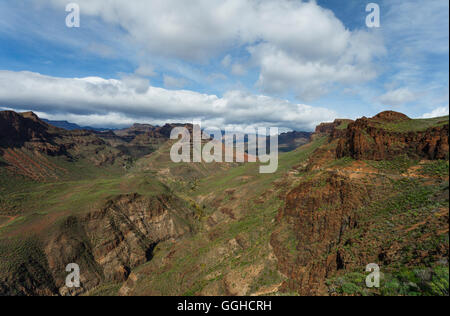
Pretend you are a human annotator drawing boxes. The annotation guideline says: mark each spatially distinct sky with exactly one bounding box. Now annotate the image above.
[0,0,448,131]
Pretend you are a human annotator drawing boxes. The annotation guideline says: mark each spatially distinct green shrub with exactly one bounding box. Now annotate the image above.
[425,266,449,296]
[420,160,449,177]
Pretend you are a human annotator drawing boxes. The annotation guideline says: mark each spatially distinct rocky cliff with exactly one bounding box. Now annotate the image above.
[0,111,165,180]
[0,111,65,155]
[271,111,449,295]
[0,193,194,296]
[336,111,449,160]
[271,172,372,295]
[1,110,448,296]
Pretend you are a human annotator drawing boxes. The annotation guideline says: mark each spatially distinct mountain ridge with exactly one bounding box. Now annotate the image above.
[0,109,448,296]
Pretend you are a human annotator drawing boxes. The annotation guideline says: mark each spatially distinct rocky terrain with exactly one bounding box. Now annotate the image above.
[273,113,448,295]
[336,111,449,160]
[0,110,448,296]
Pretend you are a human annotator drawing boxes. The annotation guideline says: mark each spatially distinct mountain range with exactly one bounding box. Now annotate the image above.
[41,119,112,132]
[0,110,448,296]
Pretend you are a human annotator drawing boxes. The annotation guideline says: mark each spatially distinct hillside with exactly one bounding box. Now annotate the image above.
[0,110,448,296]
[274,112,449,295]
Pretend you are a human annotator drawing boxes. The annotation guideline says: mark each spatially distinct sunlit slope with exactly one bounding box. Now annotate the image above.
[116,136,327,296]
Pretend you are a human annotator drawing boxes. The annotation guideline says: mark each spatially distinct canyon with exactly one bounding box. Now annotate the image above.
[0,110,448,296]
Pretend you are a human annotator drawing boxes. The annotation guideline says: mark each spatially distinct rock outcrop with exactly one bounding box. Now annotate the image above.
[0,111,65,155]
[0,111,148,178]
[271,172,371,295]
[0,193,194,296]
[271,111,449,296]
[336,111,449,160]
[315,119,353,134]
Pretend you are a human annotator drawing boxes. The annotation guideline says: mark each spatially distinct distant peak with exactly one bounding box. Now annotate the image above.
[132,123,153,128]
[20,111,41,122]
[373,111,410,122]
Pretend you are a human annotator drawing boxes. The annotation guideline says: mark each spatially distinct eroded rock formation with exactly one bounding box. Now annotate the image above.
[336,111,449,160]
[271,172,371,295]
[0,193,194,296]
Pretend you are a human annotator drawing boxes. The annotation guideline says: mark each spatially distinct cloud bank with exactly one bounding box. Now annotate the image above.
[0,70,336,131]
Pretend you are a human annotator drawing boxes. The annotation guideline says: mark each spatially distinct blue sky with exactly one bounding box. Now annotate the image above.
[0,0,448,130]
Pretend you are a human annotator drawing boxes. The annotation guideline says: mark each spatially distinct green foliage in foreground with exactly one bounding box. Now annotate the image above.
[420,160,449,177]
[367,155,419,174]
[327,265,449,296]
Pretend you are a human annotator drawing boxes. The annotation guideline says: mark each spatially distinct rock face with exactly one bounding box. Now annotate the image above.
[271,172,370,295]
[51,193,193,296]
[270,111,449,296]
[273,169,449,296]
[0,111,161,178]
[1,109,448,296]
[315,122,337,134]
[0,110,116,158]
[315,119,353,134]
[0,193,194,296]
[0,111,65,155]
[336,111,449,160]
[373,111,411,122]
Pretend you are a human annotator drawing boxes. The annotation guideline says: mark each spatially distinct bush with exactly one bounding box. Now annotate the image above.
[425,266,449,296]
[420,160,449,177]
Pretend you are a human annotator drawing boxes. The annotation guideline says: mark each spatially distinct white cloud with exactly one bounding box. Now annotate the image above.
[39,0,385,100]
[163,75,188,89]
[378,88,417,106]
[421,107,449,119]
[0,70,336,130]
[120,74,150,94]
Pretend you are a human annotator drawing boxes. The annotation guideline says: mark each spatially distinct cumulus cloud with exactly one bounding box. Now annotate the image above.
[120,74,150,94]
[378,88,417,106]
[0,70,336,131]
[421,107,449,119]
[39,0,385,100]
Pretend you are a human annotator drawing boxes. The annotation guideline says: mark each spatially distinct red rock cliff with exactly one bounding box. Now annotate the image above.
[336,111,449,160]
